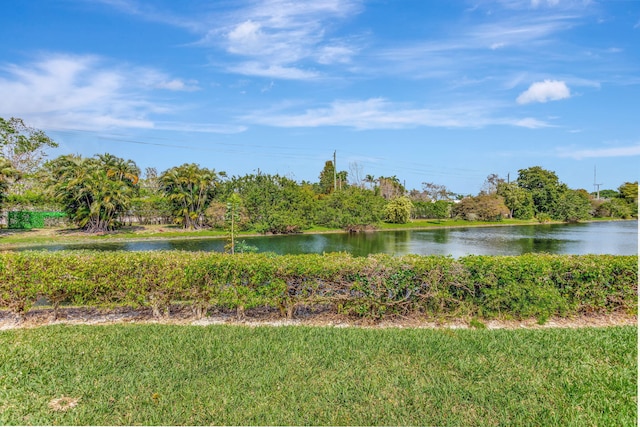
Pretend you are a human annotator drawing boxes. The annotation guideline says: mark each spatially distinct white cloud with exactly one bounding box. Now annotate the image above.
[227,20,264,55]
[371,13,582,81]
[471,19,574,50]
[243,98,462,129]
[94,0,202,32]
[242,98,551,130]
[228,62,319,80]
[316,45,355,64]
[0,54,236,133]
[531,0,560,8]
[154,78,200,91]
[154,122,247,133]
[512,117,553,128]
[98,0,363,80]
[212,0,363,78]
[516,80,571,104]
[557,144,640,159]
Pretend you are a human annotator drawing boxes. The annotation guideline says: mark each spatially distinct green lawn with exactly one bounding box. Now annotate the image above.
[1,324,636,426]
[377,218,543,230]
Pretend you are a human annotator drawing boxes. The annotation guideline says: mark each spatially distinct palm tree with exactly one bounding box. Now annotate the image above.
[364,174,376,190]
[43,154,140,232]
[100,153,140,184]
[160,163,219,229]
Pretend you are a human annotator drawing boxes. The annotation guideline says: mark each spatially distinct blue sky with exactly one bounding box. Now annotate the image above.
[0,0,638,194]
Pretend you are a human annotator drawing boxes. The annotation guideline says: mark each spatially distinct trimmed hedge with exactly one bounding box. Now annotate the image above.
[0,251,636,321]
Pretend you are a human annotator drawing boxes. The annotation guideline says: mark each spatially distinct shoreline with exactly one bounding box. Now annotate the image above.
[0,218,636,250]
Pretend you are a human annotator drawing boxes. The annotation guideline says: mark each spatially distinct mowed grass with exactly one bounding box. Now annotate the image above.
[0,324,636,426]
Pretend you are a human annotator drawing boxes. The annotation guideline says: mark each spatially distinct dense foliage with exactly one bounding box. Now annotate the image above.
[452,194,510,221]
[1,118,638,233]
[222,173,315,233]
[384,196,413,223]
[0,157,19,213]
[0,117,58,174]
[159,163,221,229]
[42,154,140,232]
[0,252,636,321]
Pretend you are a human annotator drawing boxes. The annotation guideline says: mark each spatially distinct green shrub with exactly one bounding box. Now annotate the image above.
[0,252,636,321]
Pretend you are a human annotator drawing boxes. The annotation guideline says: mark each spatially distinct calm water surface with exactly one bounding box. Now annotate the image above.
[21,220,638,257]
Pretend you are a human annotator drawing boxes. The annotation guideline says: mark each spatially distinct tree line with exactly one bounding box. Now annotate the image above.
[1,117,638,234]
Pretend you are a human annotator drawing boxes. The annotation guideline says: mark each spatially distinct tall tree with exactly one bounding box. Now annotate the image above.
[224,173,315,234]
[318,160,336,194]
[315,186,385,231]
[317,160,348,194]
[0,157,20,216]
[43,154,139,232]
[0,117,58,174]
[348,162,364,188]
[555,189,592,222]
[617,181,638,217]
[453,194,510,221]
[497,182,534,219]
[516,166,566,218]
[480,173,505,195]
[1,117,58,208]
[160,163,219,229]
[377,176,405,200]
[618,182,638,203]
[130,167,172,225]
[364,174,376,190]
[422,182,452,201]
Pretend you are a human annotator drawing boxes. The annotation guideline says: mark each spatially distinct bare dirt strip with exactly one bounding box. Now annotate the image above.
[0,305,636,330]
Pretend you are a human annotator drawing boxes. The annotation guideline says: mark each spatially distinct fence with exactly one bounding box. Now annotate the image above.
[7,211,67,229]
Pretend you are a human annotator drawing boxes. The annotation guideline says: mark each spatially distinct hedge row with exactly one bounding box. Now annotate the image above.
[7,211,66,229]
[0,251,636,321]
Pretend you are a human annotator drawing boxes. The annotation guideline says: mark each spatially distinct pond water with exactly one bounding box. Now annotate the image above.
[19,220,638,257]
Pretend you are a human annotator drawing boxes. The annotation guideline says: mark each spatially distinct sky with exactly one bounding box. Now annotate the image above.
[0,0,638,195]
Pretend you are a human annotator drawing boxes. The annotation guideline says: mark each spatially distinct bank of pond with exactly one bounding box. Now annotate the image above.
[1,251,636,323]
[10,220,639,257]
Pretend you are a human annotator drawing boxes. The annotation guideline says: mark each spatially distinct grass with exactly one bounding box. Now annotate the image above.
[377,218,544,230]
[0,224,230,247]
[0,218,551,248]
[0,324,636,426]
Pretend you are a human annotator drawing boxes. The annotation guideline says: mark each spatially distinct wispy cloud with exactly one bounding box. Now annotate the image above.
[93,0,203,32]
[197,0,363,79]
[557,144,640,159]
[242,97,551,130]
[366,7,589,88]
[468,17,577,50]
[96,0,363,81]
[0,54,240,133]
[512,117,554,128]
[517,79,571,104]
[227,62,320,80]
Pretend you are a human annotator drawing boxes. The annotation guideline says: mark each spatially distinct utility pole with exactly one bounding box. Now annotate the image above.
[593,165,602,200]
[333,150,337,192]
